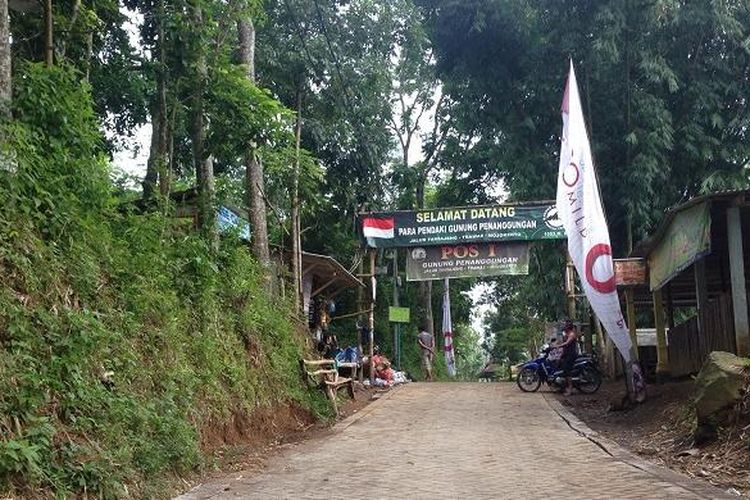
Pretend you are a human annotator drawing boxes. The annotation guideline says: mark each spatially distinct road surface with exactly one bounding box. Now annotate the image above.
[177,383,732,500]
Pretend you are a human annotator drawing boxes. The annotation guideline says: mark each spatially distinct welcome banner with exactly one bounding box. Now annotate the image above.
[358,204,564,248]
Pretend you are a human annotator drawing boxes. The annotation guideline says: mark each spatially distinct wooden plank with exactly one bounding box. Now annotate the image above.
[625,289,639,360]
[727,205,750,356]
[653,289,669,375]
[311,277,339,298]
[303,359,335,366]
[694,259,709,359]
[324,378,352,386]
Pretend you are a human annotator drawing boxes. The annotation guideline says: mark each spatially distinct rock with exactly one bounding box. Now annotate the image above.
[693,351,748,443]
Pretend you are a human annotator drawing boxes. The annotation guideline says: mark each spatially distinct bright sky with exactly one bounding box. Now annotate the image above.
[110,8,149,179]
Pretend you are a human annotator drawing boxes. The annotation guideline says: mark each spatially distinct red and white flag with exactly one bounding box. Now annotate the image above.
[362,217,394,240]
[442,278,457,377]
[556,61,635,365]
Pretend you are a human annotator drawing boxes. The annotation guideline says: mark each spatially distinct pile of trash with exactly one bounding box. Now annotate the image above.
[363,370,411,388]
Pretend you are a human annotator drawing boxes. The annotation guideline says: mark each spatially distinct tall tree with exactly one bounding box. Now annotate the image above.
[256,0,397,263]
[237,12,271,269]
[142,0,170,199]
[420,0,750,254]
[189,1,217,247]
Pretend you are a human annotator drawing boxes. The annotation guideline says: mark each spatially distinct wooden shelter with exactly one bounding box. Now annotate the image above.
[302,251,364,318]
[616,190,750,377]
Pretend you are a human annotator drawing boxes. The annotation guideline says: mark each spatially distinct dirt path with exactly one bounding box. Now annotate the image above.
[176,383,733,499]
[555,380,749,497]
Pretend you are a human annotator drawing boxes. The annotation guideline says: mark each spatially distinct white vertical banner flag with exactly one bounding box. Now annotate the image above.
[556,62,644,399]
[442,278,457,377]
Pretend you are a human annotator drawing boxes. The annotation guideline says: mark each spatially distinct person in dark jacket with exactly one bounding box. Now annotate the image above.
[557,322,579,396]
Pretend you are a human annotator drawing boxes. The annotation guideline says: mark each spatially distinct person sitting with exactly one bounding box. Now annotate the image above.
[371,347,394,382]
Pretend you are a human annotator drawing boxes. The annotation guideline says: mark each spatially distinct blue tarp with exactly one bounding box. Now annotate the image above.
[217,206,251,240]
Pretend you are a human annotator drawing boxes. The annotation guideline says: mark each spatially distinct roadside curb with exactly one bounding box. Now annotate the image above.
[332,383,403,432]
[542,393,738,499]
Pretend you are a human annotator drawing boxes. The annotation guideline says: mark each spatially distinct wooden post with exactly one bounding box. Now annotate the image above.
[392,250,399,366]
[694,259,709,358]
[584,307,594,355]
[565,253,577,321]
[369,250,376,384]
[653,288,669,377]
[727,205,750,356]
[595,316,616,378]
[625,289,639,360]
[357,252,364,382]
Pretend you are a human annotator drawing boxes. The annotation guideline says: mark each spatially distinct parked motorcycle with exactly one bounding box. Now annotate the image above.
[516,345,602,394]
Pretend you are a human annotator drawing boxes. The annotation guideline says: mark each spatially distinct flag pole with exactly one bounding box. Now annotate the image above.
[369,250,376,385]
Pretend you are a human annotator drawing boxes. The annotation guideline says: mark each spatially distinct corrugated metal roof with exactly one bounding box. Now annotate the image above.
[302,251,365,290]
[630,189,750,258]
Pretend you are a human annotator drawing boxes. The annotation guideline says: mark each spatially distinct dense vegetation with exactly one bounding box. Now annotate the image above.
[0,63,327,497]
[0,0,748,496]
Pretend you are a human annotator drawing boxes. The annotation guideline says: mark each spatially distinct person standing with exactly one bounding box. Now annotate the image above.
[417,326,435,381]
[557,321,579,396]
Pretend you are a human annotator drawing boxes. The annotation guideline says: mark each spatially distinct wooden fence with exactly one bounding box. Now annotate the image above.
[667,293,737,377]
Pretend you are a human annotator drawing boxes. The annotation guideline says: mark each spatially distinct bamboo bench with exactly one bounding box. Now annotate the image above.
[300,359,355,415]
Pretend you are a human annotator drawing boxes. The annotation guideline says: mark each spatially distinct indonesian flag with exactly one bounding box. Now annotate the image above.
[362,217,394,240]
[556,61,635,365]
[442,278,457,377]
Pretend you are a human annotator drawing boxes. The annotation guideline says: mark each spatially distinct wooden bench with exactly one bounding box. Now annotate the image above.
[300,359,355,415]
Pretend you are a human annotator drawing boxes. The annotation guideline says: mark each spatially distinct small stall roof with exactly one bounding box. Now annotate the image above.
[303,252,365,297]
[631,189,750,258]
[625,189,750,307]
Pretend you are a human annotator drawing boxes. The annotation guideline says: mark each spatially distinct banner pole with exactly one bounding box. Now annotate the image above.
[369,250,376,385]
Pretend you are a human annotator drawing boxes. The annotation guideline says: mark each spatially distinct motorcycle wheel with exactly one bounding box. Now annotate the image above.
[575,366,602,394]
[516,367,542,392]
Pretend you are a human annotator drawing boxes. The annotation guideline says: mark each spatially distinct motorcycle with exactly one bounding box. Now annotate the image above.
[516,345,602,394]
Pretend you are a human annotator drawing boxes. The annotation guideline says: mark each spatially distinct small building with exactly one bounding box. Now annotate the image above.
[618,190,750,377]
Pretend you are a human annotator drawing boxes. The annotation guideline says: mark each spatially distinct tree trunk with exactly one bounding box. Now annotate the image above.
[145,0,170,200]
[155,0,169,197]
[142,106,160,199]
[291,88,303,311]
[237,18,255,80]
[0,0,11,117]
[164,103,176,197]
[44,0,53,67]
[190,4,216,248]
[237,17,271,269]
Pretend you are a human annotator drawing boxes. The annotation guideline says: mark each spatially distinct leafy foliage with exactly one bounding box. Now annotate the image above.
[0,62,327,498]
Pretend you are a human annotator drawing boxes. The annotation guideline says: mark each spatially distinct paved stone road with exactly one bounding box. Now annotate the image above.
[178,383,733,500]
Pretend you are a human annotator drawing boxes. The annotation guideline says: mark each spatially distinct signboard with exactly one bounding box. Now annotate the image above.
[649,202,711,291]
[359,203,564,248]
[614,258,648,287]
[405,242,530,281]
[217,206,251,240]
[388,307,410,323]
